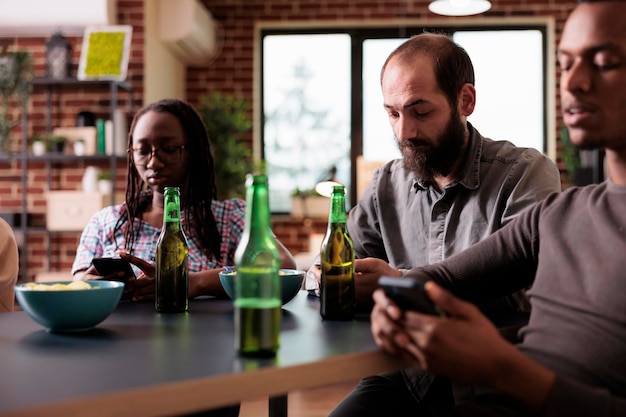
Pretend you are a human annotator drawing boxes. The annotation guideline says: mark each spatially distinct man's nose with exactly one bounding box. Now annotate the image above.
[395,116,418,142]
[561,61,592,94]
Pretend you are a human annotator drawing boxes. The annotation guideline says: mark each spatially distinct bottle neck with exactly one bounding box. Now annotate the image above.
[244,176,272,236]
[163,190,182,230]
[328,193,347,225]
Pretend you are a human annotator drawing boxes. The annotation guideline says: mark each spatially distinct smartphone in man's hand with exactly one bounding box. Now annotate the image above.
[378,276,447,317]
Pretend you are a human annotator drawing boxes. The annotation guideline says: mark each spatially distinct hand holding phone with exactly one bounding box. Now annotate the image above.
[378,276,447,317]
[92,257,136,282]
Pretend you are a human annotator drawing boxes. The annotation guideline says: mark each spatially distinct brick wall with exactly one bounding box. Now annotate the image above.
[0,0,578,280]
[189,0,576,146]
[0,0,144,280]
[191,0,577,255]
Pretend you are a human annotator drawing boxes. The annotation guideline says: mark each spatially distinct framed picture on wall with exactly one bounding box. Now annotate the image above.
[78,25,132,81]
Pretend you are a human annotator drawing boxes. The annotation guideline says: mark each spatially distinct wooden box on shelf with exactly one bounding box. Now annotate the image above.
[291,195,329,219]
[46,191,124,231]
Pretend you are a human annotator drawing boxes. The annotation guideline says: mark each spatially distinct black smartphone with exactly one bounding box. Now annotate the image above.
[92,257,136,282]
[378,276,446,317]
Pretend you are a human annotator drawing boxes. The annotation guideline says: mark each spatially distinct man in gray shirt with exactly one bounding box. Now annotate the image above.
[308,33,561,313]
[348,125,559,310]
[316,32,561,417]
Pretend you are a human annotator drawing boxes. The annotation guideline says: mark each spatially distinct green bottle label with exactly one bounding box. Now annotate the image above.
[164,201,179,222]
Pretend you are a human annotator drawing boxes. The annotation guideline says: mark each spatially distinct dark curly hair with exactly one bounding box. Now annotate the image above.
[114,98,222,261]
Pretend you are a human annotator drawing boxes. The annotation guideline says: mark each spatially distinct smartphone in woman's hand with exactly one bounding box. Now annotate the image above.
[92,257,136,282]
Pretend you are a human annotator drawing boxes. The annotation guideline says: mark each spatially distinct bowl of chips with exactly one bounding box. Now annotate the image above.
[15,280,124,332]
[218,269,305,306]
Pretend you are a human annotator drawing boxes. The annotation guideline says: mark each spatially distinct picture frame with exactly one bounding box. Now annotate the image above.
[78,25,132,81]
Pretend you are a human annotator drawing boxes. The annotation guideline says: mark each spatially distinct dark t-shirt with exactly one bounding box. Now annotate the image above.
[407,180,626,416]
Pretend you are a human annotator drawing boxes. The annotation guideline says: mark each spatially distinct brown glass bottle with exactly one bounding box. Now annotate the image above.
[156,186,189,313]
[320,185,355,320]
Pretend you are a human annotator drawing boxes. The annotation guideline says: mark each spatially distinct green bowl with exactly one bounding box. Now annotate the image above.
[15,280,124,332]
[218,269,305,305]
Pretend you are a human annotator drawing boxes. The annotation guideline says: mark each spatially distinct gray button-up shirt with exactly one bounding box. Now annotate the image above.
[347,124,562,402]
[349,125,561,273]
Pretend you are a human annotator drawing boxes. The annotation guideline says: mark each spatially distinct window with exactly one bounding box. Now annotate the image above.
[261,23,550,213]
[263,34,351,213]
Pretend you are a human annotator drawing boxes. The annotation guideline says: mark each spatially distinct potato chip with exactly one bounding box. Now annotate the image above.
[21,281,98,291]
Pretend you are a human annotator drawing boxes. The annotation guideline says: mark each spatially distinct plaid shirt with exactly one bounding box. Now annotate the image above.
[72,192,246,276]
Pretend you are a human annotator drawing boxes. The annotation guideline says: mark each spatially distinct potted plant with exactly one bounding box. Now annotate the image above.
[0,47,32,154]
[197,91,253,200]
[31,135,47,156]
[73,138,86,156]
[47,135,67,153]
[291,187,329,219]
[97,171,113,195]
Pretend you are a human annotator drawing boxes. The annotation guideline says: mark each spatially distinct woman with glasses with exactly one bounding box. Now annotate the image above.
[71,98,248,302]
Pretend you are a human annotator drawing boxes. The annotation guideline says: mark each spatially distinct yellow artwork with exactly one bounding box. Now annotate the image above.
[78,26,132,81]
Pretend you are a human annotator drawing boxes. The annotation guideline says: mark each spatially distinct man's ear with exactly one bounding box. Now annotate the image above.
[458,83,476,117]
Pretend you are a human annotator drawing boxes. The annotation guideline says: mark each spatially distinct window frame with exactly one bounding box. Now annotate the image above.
[257,18,556,212]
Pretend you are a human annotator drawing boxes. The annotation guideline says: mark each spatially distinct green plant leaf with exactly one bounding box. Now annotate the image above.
[197,91,253,200]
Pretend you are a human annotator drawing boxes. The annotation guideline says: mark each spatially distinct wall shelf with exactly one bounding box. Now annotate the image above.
[17,78,134,281]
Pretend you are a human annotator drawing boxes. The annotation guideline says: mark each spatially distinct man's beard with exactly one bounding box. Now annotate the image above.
[398,109,467,181]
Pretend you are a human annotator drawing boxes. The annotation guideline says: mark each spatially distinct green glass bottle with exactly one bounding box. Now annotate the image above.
[234,174,281,357]
[320,185,355,320]
[156,186,189,313]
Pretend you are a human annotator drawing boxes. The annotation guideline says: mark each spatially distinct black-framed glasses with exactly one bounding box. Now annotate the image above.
[130,145,186,166]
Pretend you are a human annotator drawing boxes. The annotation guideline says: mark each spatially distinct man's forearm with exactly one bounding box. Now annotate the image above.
[489,346,556,412]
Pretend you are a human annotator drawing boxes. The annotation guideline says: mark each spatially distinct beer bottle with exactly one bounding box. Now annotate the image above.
[234,174,281,357]
[320,185,355,320]
[156,186,189,313]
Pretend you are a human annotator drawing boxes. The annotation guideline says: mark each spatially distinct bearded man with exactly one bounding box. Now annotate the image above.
[315,32,562,417]
[307,33,561,312]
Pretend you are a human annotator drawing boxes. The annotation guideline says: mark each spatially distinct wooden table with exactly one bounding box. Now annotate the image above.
[0,291,406,417]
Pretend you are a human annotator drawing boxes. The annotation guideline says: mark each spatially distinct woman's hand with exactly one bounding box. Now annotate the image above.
[73,265,102,281]
[73,262,137,301]
[120,252,230,300]
[119,252,156,301]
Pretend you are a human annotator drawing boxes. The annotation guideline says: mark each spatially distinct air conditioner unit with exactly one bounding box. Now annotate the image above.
[0,0,116,36]
[159,0,221,66]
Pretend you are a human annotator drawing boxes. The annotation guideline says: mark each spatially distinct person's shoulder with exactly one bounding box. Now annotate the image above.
[98,203,126,216]
[374,159,411,179]
[0,217,14,235]
[0,217,18,259]
[0,217,17,248]
[540,182,607,207]
[479,139,559,179]
[480,136,545,160]
[211,198,246,230]
[361,159,414,196]
[212,198,246,214]
[86,203,126,227]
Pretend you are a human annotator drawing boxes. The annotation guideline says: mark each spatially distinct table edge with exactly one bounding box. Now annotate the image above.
[2,349,408,417]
